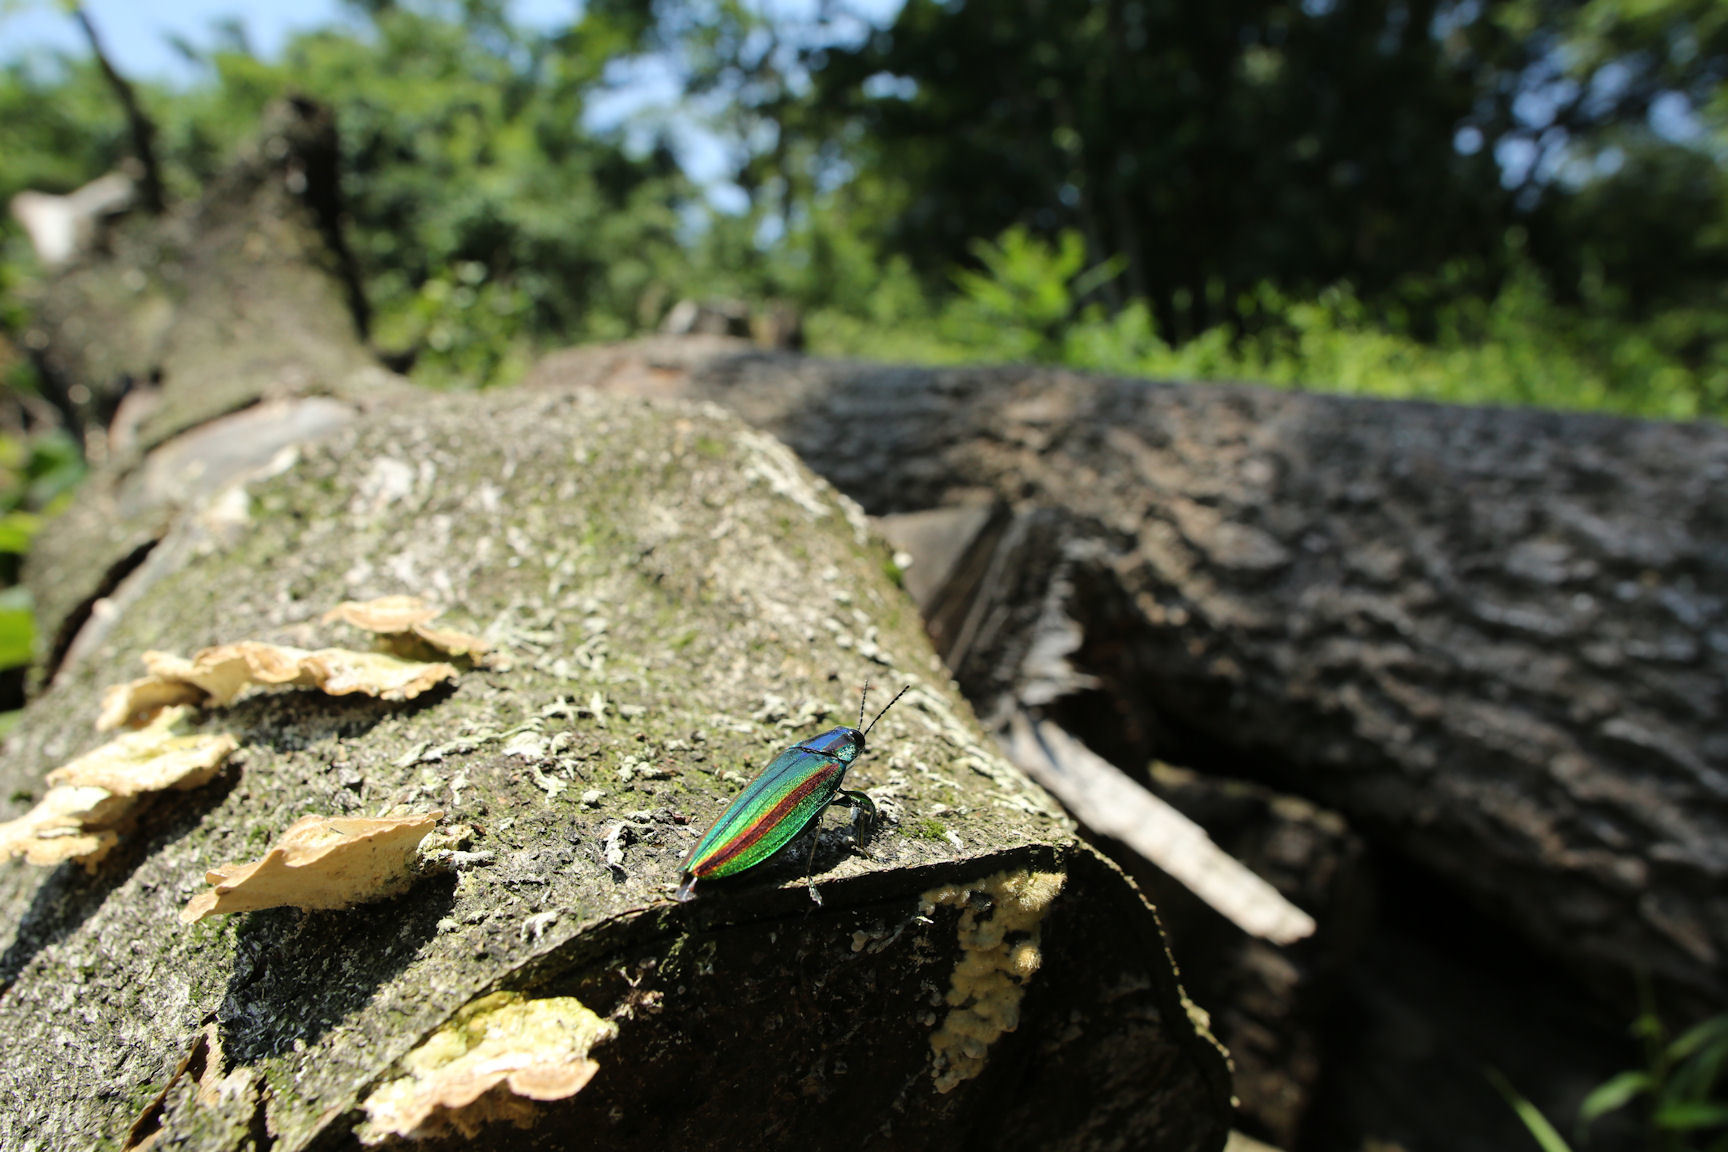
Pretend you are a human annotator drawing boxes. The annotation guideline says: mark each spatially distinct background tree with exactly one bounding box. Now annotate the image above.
[806,0,1524,339]
[6,0,1728,413]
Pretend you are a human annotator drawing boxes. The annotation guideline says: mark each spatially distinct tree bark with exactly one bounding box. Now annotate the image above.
[0,112,1229,1151]
[531,338,1728,1015]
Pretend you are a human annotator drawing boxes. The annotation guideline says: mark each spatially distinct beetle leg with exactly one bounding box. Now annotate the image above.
[836,789,878,848]
[803,793,877,906]
[803,824,824,906]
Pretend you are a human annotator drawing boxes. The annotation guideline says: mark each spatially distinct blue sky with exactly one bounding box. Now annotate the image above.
[4,0,357,81]
[2,1,598,82]
[0,0,898,83]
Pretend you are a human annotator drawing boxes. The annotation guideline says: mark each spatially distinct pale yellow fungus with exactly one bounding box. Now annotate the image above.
[357,992,617,1143]
[99,642,457,730]
[922,869,1067,1093]
[322,595,443,634]
[0,708,236,867]
[96,677,206,732]
[179,810,443,922]
[324,595,490,659]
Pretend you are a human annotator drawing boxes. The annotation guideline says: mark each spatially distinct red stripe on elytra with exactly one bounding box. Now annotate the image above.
[696,771,828,874]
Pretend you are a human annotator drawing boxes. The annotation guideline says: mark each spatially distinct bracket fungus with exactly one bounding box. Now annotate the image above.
[323,595,491,660]
[180,810,444,922]
[357,992,617,1144]
[0,708,237,867]
[101,642,458,730]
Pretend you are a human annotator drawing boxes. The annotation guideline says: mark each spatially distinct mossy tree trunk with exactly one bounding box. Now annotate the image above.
[0,106,1230,1151]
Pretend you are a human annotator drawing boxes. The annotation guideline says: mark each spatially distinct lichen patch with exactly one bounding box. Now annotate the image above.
[0,707,236,867]
[357,992,617,1143]
[179,810,443,922]
[323,595,491,659]
[100,642,457,730]
[922,869,1067,1093]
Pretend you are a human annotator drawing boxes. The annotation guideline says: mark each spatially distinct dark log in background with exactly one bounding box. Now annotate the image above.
[532,336,1728,1149]
[535,339,1728,1011]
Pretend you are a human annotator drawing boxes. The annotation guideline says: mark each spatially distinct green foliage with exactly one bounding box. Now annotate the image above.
[0,425,82,673]
[0,511,40,554]
[0,56,131,204]
[374,261,535,390]
[805,227,1728,420]
[0,426,84,517]
[946,227,1116,362]
[807,0,1523,336]
[4,0,1728,420]
[1496,1006,1728,1152]
[1489,1067,1577,1152]
[743,0,1728,416]
[1613,1010,1728,1146]
[0,584,31,672]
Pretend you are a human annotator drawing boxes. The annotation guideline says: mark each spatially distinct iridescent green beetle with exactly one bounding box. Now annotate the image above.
[675,683,909,903]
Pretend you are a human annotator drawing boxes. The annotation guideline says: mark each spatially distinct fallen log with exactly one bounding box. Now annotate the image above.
[533,337,1728,1016]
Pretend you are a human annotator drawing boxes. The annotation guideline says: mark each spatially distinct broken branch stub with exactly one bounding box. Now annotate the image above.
[1006,711,1316,945]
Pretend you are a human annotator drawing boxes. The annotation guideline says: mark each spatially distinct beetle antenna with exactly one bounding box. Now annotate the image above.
[862,685,910,738]
[858,680,871,731]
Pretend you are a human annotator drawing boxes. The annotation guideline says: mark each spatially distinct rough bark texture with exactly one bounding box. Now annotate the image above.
[1,112,1228,1151]
[531,339,1728,1016]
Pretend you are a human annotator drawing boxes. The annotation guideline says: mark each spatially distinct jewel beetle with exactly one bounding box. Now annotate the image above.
[675,682,910,903]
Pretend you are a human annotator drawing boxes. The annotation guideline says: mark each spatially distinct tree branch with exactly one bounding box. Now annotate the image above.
[72,5,166,214]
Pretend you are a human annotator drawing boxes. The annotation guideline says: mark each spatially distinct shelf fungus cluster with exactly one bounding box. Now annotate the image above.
[0,707,237,868]
[98,594,488,732]
[99,642,460,731]
[4,596,480,917]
